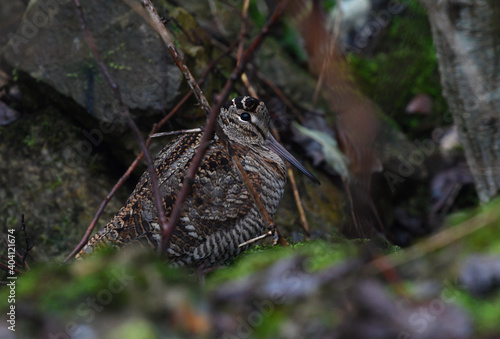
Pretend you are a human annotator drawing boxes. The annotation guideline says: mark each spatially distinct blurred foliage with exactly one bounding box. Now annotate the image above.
[2,197,500,337]
[446,197,500,255]
[207,240,356,289]
[248,0,268,27]
[2,196,500,337]
[347,0,448,137]
[455,291,500,335]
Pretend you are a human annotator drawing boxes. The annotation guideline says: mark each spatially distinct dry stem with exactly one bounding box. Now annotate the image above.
[287,168,310,238]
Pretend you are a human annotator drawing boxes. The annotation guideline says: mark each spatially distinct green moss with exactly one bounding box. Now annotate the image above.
[108,62,132,71]
[248,1,267,28]
[324,0,338,11]
[0,249,196,315]
[104,42,130,71]
[253,308,287,338]
[446,198,500,255]
[22,126,38,147]
[206,241,355,289]
[454,290,500,335]
[109,318,158,339]
[1,106,76,151]
[12,68,19,81]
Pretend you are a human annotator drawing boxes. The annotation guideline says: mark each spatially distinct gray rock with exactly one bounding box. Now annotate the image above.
[340,280,473,339]
[2,0,182,129]
[459,254,500,297]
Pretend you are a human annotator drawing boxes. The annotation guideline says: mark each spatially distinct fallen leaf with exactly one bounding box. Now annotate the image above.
[293,122,350,180]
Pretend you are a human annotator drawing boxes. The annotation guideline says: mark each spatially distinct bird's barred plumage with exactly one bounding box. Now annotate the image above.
[77,96,292,267]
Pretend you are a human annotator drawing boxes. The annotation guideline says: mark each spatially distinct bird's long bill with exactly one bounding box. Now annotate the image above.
[267,135,320,185]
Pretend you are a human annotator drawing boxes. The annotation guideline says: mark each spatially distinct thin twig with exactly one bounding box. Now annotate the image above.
[69,0,168,258]
[20,215,31,270]
[343,176,362,236]
[236,0,258,97]
[236,0,251,64]
[238,231,273,247]
[331,0,343,44]
[208,0,229,36]
[64,140,146,262]
[368,204,500,273]
[269,125,310,242]
[138,0,211,114]
[311,58,326,109]
[255,69,303,121]
[0,255,23,269]
[241,73,259,98]
[287,168,310,238]
[151,128,202,138]
[0,262,22,275]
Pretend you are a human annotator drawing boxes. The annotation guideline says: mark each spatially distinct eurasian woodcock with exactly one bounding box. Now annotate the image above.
[77,96,319,267]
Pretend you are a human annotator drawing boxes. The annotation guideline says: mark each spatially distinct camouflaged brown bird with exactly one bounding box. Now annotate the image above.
[77,96,319,267]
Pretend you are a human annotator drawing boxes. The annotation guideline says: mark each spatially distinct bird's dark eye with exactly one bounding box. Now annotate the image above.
[240,112,251,122]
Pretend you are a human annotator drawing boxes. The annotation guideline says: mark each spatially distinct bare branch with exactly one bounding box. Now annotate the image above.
[135,0,211,115]
[255,69,303,121]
